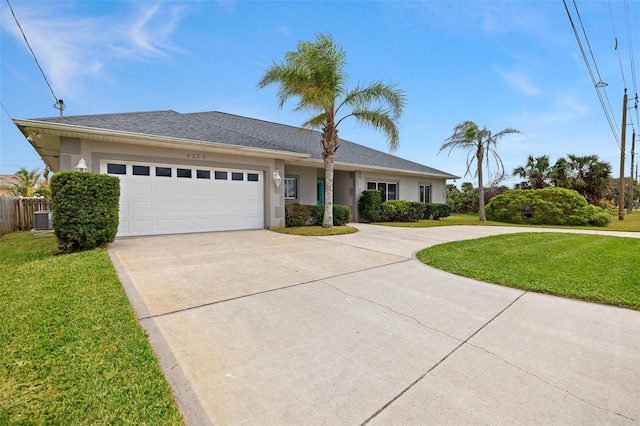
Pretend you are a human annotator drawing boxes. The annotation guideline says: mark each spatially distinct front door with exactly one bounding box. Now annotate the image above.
[316,181,324,205]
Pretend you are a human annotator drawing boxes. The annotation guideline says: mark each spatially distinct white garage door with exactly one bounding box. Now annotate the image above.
[101,160,264,237]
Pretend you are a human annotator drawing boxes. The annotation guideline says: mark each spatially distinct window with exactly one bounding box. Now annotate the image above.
[177,168,192,178]
[156,167,172,177]
[215,171,228,180]
[247,173,259,182]
[133,165,150,176]
[197,170,210,179]
[367,181,398,202]
[419,184,432,203]
[284,177,297,199]
[107,163,126,175]
[232,172,244,181]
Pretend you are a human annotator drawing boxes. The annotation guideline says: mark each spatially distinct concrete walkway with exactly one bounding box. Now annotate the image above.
[108,224,640,425]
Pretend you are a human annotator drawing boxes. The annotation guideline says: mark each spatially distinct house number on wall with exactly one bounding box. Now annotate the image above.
[186,153,207,159]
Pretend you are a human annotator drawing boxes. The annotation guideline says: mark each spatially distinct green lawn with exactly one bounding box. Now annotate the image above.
[271,225,358,236]
[378,212,640,232]
[417,232,640,310]
[0,232,182,425]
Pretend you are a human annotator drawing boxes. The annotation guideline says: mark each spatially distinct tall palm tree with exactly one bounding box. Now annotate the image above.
[440,121,522,221]
[258,33,406,227]
[512,154,551,189]
[10,167,41,197]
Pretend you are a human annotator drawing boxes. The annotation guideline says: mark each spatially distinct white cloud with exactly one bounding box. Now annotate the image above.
[1,2,188,98]
[492,66,541,96]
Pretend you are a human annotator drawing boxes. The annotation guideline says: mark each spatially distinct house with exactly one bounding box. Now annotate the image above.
[0,175,21,195]
[13,110,458,237]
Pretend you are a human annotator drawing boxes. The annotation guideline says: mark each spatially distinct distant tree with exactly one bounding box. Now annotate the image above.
[440,121,523,221]
[258,33,406,227]
[9,167,41,197]
[513,154,551,189]
[446,182,480,214]
[552,154,612,204]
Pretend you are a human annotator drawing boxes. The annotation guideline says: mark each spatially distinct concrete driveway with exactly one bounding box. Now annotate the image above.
[108,224,640,425]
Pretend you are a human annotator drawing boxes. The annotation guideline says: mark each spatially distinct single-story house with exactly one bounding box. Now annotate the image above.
[13,110,458,237]
[0,175,21,195]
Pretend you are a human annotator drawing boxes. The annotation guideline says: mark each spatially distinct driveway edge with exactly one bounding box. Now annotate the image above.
[108,248,211,426]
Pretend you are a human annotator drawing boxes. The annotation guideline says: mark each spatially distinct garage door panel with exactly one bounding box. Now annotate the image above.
[104,161,264,236]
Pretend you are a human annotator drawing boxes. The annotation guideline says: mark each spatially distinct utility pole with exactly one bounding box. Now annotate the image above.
[629,129,636,213]
[618,89,627,220]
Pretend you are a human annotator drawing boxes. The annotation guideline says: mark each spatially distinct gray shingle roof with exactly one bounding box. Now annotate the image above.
[31,110,456,178]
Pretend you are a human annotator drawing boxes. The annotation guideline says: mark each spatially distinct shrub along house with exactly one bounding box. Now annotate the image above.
[13,110,458,237]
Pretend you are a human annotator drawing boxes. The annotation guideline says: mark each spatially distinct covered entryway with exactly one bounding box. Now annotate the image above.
[101,160,264,237]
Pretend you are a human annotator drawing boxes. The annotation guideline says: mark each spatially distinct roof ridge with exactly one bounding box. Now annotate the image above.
[33,109,179,121]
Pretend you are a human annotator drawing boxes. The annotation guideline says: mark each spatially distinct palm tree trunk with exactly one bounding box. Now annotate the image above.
[323,153,334,227]
[477,149,486,221]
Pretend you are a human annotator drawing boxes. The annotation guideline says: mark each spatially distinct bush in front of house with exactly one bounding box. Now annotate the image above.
[51,171,120,253]
[486,187,611,227]
[380,200,424,222]
[285,203,351,226]
[315,204,351,226]
[285,203,318,227]
[424,203,452,220]
[358,189,382,222]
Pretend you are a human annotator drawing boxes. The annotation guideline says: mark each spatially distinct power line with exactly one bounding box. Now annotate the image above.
[5,0,65,115]
[563,0,620,147]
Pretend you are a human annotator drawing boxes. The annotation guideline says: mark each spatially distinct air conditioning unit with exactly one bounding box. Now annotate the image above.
[34,210,53,230]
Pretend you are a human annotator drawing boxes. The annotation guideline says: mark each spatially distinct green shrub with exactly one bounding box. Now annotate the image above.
[486,187,611,227]
[51,171,120,253]
[358,190,382,222]
[34,186,52,199]
[315,204,352,226]
[285,203,318,227]
[381,200,423,222]
[424,203,453,220]
[286,203,351,227]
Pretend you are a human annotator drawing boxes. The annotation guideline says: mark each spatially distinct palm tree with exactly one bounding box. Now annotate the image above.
[440,121,522,221]
[10,167,41,197]
[258,33,406,227]
[512,154,551,189]
[551,154,611,204]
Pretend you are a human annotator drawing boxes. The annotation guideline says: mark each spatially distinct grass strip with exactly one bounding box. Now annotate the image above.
[417,232,640,310]
[0,232,182,425]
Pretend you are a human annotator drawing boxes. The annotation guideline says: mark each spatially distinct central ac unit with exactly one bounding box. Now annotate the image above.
[34,210,53,230]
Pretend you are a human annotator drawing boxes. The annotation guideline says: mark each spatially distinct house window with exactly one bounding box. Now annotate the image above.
[232,172,244,181]
[215,171,227,180]
[156,167,172,177]
[177,168,192,178]
[197,170,210,179]
[247,173,259,182]
[419,184,432,203]
[284,177,297,200]
[107,163,126,175]
[133,165,150,176]
[367,181,398,202]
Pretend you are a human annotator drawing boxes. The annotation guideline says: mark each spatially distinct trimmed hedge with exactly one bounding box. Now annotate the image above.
[51,171,120,252]
[380,200,424,222]
[358,190,382,222]
[424,203,452,220]
[285,203,351,227]
[486,187,611,227]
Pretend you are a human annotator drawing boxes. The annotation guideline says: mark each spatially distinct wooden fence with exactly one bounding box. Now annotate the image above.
[0,196,52,237]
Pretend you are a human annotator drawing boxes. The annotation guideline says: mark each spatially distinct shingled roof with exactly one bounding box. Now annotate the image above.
[31,110,457,178]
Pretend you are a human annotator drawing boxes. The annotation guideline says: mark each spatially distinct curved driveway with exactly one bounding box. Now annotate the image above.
[108,224,640,425]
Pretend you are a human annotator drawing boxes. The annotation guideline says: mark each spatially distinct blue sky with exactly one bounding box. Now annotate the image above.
[1,0,638,187]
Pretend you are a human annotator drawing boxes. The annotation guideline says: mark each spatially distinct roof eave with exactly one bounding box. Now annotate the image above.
[13,118,311,161]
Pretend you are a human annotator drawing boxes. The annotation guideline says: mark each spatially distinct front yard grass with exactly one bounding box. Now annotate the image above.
[272,225,358,236]
[0,232,182,425]
[379,212,640,232]
[417,232,640,310]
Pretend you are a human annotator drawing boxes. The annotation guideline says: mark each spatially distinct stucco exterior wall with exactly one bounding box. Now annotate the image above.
[284,165,317,205]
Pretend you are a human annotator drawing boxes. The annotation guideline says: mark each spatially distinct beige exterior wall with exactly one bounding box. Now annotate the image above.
[284,165,318,205]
